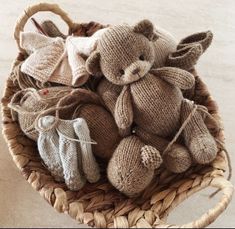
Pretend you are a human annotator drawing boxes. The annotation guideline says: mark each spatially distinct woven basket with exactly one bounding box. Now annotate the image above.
[1,3,234,228]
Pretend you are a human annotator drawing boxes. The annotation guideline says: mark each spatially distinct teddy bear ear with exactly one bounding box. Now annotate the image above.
[85,51,102,76]
[133,19,159,41]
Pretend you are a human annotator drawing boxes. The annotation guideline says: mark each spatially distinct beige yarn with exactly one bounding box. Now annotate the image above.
[8,86,72,140]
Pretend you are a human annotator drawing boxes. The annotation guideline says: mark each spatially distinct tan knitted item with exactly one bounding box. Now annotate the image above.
[86,19,217,194]
[96,23,177,114]
[8,86,72,140]
[41,20,67,39]
[75,104,121,159]
[166,31,213,71]
[181,99,217,164]
[135,127,192,173]
[107,136,162,197]
[56,89,121,159]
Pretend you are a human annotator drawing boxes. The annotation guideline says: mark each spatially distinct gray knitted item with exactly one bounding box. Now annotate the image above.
[37,116,100,191]
[57,119,86,190]
[37,116,64,181]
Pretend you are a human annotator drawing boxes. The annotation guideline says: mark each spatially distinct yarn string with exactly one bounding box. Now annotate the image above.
[163,101,232,198]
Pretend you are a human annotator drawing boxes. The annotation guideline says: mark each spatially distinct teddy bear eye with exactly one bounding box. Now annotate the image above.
[139,54,145,61]
[119,69,125,75]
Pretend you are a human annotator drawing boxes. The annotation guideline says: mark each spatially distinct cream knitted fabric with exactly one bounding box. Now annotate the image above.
[20,32,66,83]
[69,28,107,56]
[66,37,89,86]
[20,32,93,87]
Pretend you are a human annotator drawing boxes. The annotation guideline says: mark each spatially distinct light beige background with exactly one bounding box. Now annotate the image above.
[0,0,234,228]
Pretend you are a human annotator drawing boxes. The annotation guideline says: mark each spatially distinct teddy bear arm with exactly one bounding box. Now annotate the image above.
[114,86,133,136]
[151,67,195,90]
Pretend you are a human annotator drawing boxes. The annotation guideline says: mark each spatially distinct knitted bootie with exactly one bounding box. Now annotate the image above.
[57,119,86,190]
[166,44,203,71]
[73,119,100,183]
[177,31,213,53]
[37,115,64,181]
[107,136,162,197]
[75,104,121,159]
[135,127,192,173]
[181,99,217,164]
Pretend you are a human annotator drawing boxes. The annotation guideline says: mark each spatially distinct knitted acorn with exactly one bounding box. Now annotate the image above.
[86,19,217,196]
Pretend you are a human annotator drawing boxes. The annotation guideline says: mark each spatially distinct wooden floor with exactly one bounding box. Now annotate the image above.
[0,0,234,227]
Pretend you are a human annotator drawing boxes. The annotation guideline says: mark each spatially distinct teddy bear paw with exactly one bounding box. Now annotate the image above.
[163,144,192,173]
[189,134,217,164]
[141,145,163,170]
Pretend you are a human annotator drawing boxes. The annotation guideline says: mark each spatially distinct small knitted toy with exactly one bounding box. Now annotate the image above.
[86,20,217,196]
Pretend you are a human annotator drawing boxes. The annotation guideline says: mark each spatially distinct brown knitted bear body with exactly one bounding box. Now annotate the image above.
[86,20,217,196]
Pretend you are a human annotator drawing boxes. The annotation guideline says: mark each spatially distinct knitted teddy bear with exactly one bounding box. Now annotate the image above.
[86,20,217,196]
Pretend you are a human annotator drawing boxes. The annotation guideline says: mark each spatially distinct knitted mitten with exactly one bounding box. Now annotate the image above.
[57,119,86,190]
[166,44,203,71]
[181,99,217,164]
[107,136,162,197]
[73,119,100,183]
[166,31,213,71]
[135,127,192,173]
[75,104,121,159]
[177,31,213,53]
[41,20,66,39]
[37,116,64,181]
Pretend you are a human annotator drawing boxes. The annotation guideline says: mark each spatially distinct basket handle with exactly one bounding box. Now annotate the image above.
[14,3,75,53]
[159,177,234,228]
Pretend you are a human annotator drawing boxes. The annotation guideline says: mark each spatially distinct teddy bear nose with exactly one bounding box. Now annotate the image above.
[132,68,140,75]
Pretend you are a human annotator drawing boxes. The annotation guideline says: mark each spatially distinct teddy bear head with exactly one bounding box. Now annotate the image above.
[86,20,159,85]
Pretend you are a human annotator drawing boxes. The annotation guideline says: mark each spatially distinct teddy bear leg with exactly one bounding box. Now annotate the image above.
[107,136,162,197]
[181,99,217,164]
[135,127,192,173]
